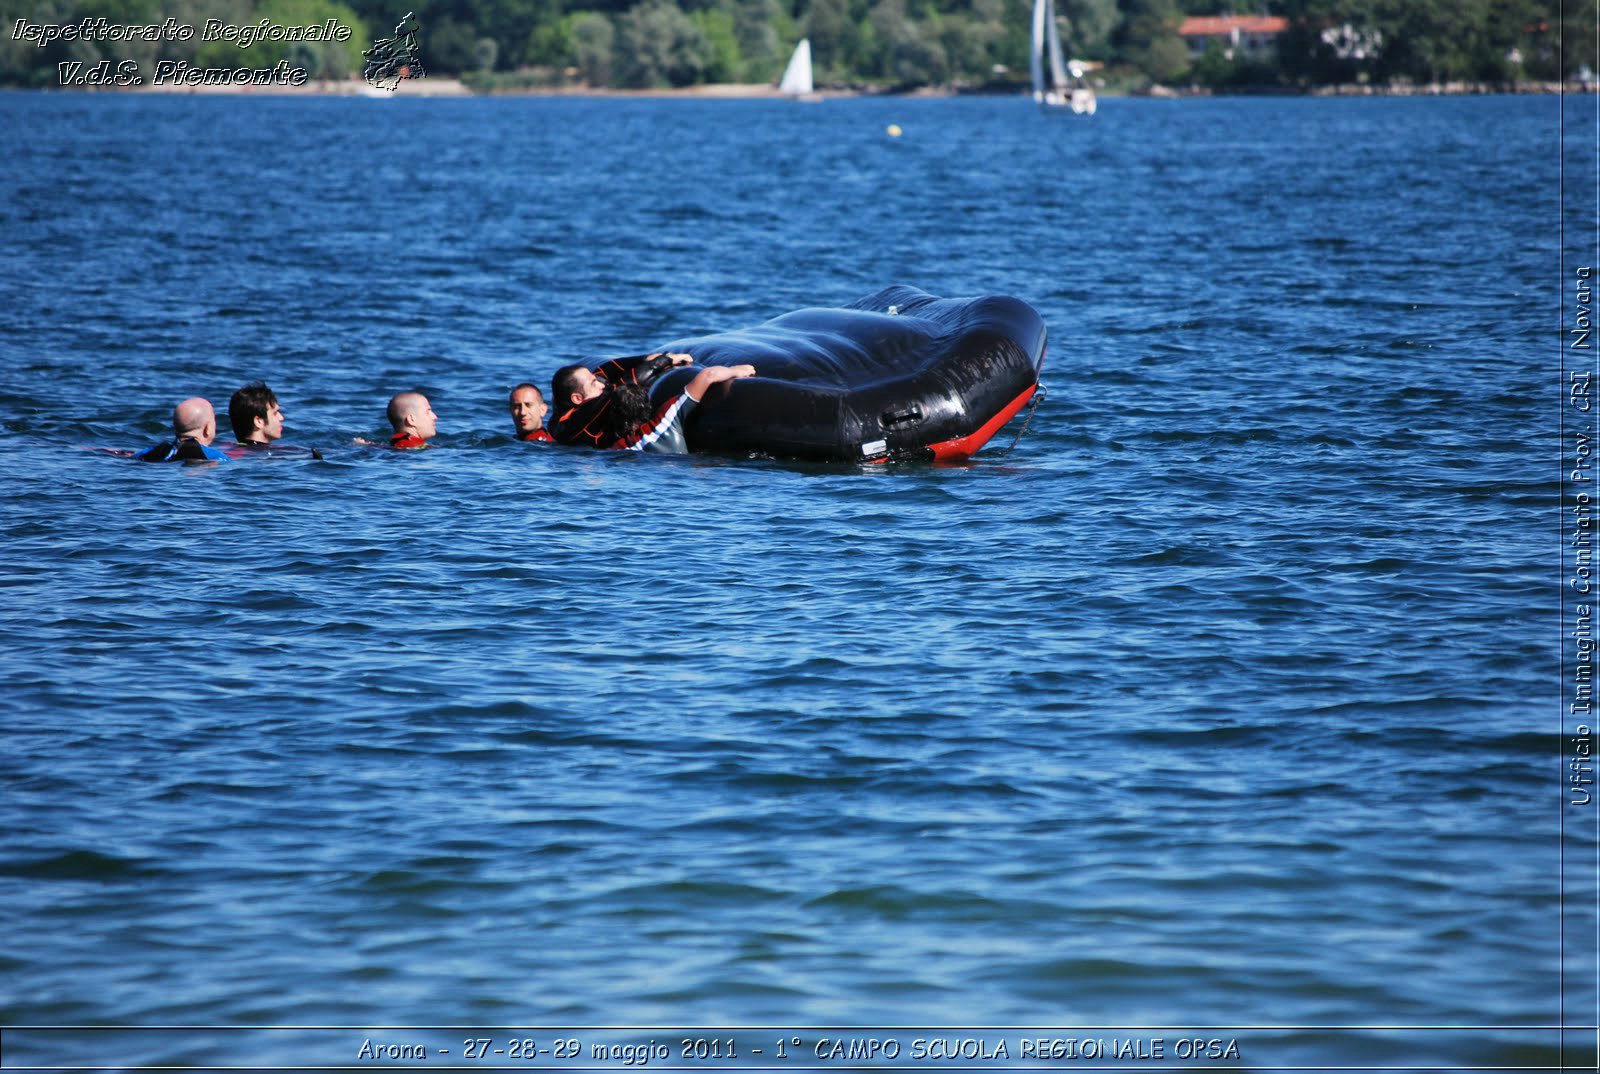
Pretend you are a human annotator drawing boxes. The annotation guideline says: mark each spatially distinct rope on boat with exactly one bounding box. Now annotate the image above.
[990,381,1047,458]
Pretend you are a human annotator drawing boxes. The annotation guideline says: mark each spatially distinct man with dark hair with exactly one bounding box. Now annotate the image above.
[229,382,284,449]
[509,383,552,443]
[550,352,754,453]
[133,397,232,463]
[226,381,322,458]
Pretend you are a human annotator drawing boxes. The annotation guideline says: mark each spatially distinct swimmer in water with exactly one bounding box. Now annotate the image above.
[228,382,322,459]
[229,381,287,450]
[133,397,232,463]
[550,352,754,453]
[509,383,552,443]
[386,391,436,449]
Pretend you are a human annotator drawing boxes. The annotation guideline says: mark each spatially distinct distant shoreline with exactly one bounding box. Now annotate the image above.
[16,76,1596,99]
[1163,79,1589,98]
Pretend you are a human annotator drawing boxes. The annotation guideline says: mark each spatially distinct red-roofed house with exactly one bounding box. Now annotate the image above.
[1179,15,1289,60]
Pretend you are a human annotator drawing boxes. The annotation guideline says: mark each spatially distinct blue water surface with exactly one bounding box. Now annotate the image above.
[0,89,1588,1070]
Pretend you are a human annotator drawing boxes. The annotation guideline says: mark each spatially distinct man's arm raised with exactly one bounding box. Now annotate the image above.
[685,364,756,401]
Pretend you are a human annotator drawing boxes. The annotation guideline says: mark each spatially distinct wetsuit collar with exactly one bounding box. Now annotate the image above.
[552,390,622,448]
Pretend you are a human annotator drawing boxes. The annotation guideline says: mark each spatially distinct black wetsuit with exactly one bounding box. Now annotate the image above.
[551,353,694,452]
[133,437,230,463]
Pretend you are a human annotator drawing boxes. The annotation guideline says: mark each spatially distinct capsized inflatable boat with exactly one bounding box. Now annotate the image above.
[648,286,1047,462]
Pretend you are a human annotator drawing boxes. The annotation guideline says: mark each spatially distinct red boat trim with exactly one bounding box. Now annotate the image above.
[925,382,1038,461]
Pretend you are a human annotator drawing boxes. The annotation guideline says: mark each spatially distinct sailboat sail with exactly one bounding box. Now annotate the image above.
[1045,3,1069,90]
[779,38,814,97]
[1029,0,1047,102]
[1029,0,1095,115]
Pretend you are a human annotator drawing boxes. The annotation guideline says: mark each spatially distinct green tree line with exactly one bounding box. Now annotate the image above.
[1,0,1592,89]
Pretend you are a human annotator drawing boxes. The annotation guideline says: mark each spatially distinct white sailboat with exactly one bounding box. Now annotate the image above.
[1030,0,1095,114]
[779,38,821,101]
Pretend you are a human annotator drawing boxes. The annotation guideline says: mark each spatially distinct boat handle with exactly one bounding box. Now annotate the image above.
[881,405,922,427]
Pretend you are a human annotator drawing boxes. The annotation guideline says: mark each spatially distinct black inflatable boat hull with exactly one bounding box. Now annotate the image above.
[648,286,1047,462]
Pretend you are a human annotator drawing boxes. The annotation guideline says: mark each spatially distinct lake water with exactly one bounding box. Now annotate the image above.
[0,89,1592,1071]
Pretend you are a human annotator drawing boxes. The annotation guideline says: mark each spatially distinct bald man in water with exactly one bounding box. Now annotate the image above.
[386,391,437,449]
[133,396,232,463]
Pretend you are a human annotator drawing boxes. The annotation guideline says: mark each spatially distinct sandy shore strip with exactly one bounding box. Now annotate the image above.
[128,77,835,97]
[104,75,1600,98]
[132,75,473,96]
